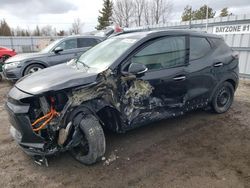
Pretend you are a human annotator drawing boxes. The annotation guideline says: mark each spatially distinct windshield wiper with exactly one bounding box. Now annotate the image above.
[77,60,90,68]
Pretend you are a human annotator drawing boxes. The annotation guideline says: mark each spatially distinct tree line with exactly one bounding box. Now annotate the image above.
[97,0,234,30]
[0,18,83,36]
[181,6,232,21]
[0,1,235,36]
[97,0,173,30]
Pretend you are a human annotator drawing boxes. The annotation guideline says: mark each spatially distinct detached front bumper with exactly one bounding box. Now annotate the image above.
[5,87,57,156]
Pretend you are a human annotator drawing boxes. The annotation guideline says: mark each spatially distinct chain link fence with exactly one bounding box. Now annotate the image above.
[0,36,63,53]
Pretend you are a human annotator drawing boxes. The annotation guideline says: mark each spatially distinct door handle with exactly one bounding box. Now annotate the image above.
[173,75,186,81]
[213,62,223,67]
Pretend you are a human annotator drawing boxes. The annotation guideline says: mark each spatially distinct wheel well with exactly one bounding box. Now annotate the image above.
[23,63,46,76]
[225,79,236,90]
[97,106,121,132]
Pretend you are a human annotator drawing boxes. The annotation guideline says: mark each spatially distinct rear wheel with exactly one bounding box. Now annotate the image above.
[24,64,44,76]
[211,82,234,113]
[70,114,106,165]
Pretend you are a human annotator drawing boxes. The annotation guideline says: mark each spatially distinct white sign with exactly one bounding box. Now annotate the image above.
[213,24,250,35]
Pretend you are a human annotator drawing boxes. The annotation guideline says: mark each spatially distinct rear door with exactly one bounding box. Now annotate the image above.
[209,38,235,81]
[185,36,216,106]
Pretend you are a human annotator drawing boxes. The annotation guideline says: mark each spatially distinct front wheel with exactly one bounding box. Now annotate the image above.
[24,64,44,76]
[211,82,235,114]
[70,114,106,165]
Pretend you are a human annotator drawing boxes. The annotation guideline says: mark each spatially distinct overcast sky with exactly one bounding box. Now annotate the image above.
[0,0,250,32]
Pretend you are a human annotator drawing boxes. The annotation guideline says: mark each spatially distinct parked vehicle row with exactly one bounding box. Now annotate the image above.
[2,35,104,81]
[0,46,17,81]
[5,29,239,165]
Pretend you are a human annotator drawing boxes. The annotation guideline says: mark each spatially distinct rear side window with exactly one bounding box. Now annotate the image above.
[131,36,187,71]
[190,37,211,61]
[57,39,77,50]
[78,38,98,48]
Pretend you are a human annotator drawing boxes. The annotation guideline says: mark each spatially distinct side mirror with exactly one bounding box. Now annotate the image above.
[128,63,148,75]
[54,47,63,53]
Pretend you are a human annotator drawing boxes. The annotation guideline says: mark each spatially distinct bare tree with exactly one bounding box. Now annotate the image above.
[143,1,151,25]
[112,0,172,27]
[70,18,84,35]
[112,0,135,27]
[41,25,53,36]
[150,0,173,24]
[134,0,144,26]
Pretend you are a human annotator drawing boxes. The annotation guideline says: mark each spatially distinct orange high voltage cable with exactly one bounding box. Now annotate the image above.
[31,98,59,132]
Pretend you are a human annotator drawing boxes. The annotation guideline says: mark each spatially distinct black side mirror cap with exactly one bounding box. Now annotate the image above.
[54,47,63,53]
[128,63,148,76]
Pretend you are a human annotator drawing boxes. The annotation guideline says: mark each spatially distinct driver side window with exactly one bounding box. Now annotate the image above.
[56,39,77,50]
[131,36,187,71]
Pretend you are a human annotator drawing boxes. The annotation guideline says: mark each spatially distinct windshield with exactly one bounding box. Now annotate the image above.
[76,37,138,71]
[40,39,62,53]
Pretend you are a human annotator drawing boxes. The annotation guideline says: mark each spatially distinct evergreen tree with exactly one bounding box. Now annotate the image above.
[192,5,215,20]
[220,7,232,17]
[0,19,12,36]
[33,25,41,36]
[181,5,192,21]
[57,30,66,36]
[96,0,113,30]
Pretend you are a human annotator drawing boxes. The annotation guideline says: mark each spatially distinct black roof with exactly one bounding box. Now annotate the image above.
[113,29,222,39]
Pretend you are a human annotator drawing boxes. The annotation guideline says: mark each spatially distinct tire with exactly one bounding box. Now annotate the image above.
[70,114,106,165]
[211,82,234,114]
[23,64,44,76]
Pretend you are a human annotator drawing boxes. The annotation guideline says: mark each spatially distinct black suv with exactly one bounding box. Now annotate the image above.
[6,30,239,165]
[3,35,104,81]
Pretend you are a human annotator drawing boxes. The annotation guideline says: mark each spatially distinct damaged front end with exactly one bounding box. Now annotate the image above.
[6,65,170,165]
[5,68,118,164]
[6,87,69,161]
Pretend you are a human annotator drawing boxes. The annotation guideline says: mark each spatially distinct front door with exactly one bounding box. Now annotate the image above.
[120,35,189,127]
[47,38,78,66]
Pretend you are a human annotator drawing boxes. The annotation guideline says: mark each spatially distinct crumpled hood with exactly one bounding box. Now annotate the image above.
[15,63,100,95]
[5,52,47,63]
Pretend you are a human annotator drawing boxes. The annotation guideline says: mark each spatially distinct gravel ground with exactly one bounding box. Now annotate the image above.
[0,80,250,188]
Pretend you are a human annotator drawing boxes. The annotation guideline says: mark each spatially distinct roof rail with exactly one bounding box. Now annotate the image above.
[108,29,145,38]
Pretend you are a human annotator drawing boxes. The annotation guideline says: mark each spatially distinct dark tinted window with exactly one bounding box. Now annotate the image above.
[131,36,186,71]
[57,39,77,50]
[190,37,211,60]
[78,38,98,48]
